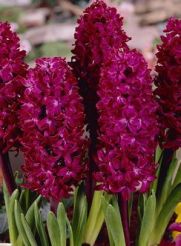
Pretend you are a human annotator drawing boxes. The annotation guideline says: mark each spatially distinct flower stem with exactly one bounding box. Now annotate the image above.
[119,194,130,246]
[0,152,16,194]
[78,79,98,208]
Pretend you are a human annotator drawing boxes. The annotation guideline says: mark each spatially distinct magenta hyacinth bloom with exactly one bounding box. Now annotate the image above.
[19,58,88,200]
[155,18,181,149]
[70,1,130,197]
[71,0,129,89]
[94,50,158,199]
[0,22,27,152]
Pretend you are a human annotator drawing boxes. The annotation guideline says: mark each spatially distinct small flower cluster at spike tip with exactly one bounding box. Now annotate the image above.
[71,0,130,90]
[0,22,27,152]
[155,18,181,150]
[94,50,158,199]
[19,57,88,201]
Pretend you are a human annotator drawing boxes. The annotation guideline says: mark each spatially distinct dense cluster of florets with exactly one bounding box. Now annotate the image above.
[0,22,27,152]
[94,50,158,198]
[19,58,88,200]
[0,0,179,203]
[155,18,181,149]
[71,0,129,90]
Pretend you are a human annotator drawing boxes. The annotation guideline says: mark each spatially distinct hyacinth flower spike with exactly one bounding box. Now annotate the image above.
[154,18,181,204]
[0,22,28,193]
[71,1,133,244]
[93,49,158,245]
[71,0,130,204]
[19,57,88,202]
[155,18,181,150]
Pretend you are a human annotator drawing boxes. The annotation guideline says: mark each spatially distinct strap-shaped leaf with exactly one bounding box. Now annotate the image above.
[157,157,178,215]
[66,216,74,246]
[83,191,104,246]
[14,200,30,246]
[150,184,181,245]
[57,203,67,246]
[72,184,87,246]
[138,191,156,246]
[105,205,126,246]
[8,189,19,244]
[21,213,38,246]
[47,211,60,246]
[14,235,24,246]
[34,202,49,246]
[3,182,10,213]
[101,196,114,246]
[19,189,30,213]
[155,145,162,163]
[172,163,181,189]
[25,196,41,231]
[156,150,174,199]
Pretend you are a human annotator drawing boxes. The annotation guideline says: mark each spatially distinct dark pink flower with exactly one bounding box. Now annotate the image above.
[155,18,181,149]
[70,1,130,196]
[19,57,88,201]
[71,0,130,90]
[94,50,158,199]
[0,22,27,152]
[169,223,181,232]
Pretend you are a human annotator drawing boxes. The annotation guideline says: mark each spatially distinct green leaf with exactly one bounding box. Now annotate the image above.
[150,184,181,245]
[21,213,38,246]
[57,203,67,246]
[72,184,87,246]
[152,146,163,193]
[89,207,104,246]
[26,196,41,230]
[8,189,19,244]
[138,191,156,246]
[47,211,60,246]
[105,205,126,246]
[172,163,181,189]
[138,195,144,221]
[83,191,104,246]
[3,182,10,213]
[156,157,178,215]
[66,216,74,246]
[156,150,175,199]
[14,200,30,246]
[14,235,23,246]
[101,196,114,246]
[34,202,49,246]
[155,145,162,163]
[19,189,30,213]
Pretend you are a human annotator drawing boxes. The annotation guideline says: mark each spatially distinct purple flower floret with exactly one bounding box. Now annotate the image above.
[0,22,27,152]
[155,18,181,149]
[19,57,88,200]
[71,0,130,89]
[94,50,158,199]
